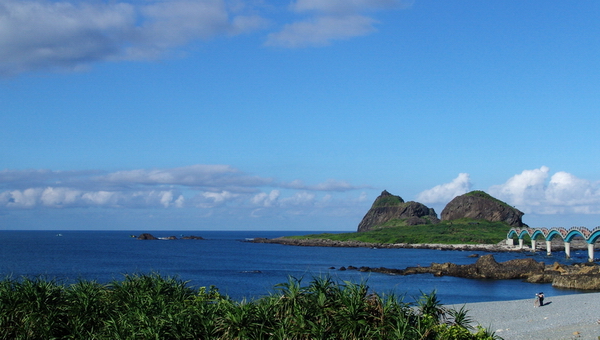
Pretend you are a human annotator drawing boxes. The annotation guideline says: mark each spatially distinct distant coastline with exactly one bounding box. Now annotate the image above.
[250,236,593,253]
[250,236,520,252]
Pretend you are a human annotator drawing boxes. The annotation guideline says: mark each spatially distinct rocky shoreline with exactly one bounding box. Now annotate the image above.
[250,236,512,251]
[340,254,600,290]
[249,236,591,252]
[250,237,600,290]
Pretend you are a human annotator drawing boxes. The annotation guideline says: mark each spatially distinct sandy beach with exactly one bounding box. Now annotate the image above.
[448,292,600,340]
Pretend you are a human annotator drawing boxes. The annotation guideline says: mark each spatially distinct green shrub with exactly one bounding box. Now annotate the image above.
[288,219,510,245]
[0,274,500,340]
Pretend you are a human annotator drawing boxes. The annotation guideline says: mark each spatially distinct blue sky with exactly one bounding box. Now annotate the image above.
[1,0,600,231]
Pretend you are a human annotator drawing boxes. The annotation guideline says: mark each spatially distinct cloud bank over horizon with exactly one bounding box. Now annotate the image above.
[0,165,368,223]
[417,166,600,216]
[0,0,412,76]
[3,165,600,221]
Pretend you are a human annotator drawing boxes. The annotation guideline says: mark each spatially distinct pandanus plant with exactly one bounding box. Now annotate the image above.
[0,274,500,340]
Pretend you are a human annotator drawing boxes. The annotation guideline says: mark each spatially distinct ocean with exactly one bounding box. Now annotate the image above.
[0,230,594,305]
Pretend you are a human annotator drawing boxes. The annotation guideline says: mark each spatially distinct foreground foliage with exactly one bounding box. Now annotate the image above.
[0,274,500,339]
[287,219,509,245]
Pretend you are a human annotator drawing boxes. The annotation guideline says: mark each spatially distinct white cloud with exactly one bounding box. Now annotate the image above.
[81,191,119,206]
[281,191,315,206]
[358,191,368,202]
[545,171,596,206]
[0,186,186,209]
[40,187,81,206]
[282,178,360,191]
[230,14,268,35]
[0,0,266,76]
[99,164,271,189]
[1,165,365,212]
[265,0,413,48]
[265,14,376,48]
[251,190,280,207]
[159,191,185,208]
[250,190,315,208]
[416,167,600,216]
[0,0,136,75]
[202,190,236,204]
[5,165,600,220]
[488,166,550,207]
[292,0,408,14]
[0,0,412,75]
[487,166,600,215]
[131,0,266,58]
[416,173,472,204]
[0,169,100,189]
[0,188,43,208]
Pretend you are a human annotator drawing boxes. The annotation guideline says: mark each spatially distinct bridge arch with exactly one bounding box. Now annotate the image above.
[586,227,600,244]
[564,229,587,243]
[546,229,565,241]
[530,229,546,240]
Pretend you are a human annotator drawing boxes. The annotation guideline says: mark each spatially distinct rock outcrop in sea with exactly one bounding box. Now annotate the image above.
[136,233,204,240]
[441,190,525,227]
[356,190,439,232]
[137,233,158,240]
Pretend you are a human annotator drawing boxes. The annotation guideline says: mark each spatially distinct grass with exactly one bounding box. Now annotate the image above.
[0,274,501,339]
[372,195,404,207]
[285,219,510,245]
[463,191,514,210]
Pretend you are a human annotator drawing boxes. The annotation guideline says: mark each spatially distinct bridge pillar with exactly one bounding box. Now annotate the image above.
[546,240,552,256]
[565,242,571,259]
[519,239,524,249]
[506,238,514,246]
[531,239,537,252]
[588,243,595,262]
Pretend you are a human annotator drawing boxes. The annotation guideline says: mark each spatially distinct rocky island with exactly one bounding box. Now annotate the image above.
[251,189,600,290]
[357,190,439,232]
[136,233,204,240]
[441,190,525,227]
[253,189,530,251]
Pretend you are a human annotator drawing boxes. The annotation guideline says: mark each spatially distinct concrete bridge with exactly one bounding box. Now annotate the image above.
[507,226,600,262]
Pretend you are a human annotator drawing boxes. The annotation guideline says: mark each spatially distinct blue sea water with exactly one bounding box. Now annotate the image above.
[0,230,595,305]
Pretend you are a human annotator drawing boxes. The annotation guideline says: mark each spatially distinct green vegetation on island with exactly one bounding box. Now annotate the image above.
[0,273,498,339]
[286,219,510,245]
[372,193,405,207]
[462,191,513,209]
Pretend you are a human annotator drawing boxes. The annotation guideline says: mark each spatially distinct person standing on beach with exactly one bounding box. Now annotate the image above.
[536,292,545,306]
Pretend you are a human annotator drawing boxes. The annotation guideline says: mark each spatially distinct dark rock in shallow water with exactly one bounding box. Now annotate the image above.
[552,274,600,290]
[181,235,204,240]
[137,233,158,240]
[136,234,204,240]
[345,254,600,290]
[434,254,545,280]
[400,254,545,280]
